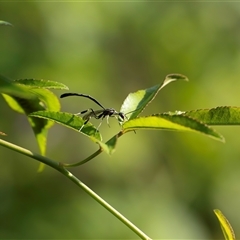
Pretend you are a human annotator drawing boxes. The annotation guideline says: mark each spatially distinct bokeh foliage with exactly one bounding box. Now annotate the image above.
[1,2,240,239]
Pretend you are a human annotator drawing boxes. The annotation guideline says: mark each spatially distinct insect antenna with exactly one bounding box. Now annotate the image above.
[61,93,109,132]
[60,93,106,110]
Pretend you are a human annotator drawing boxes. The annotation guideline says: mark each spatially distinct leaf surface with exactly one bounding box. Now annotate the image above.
[122,113,224,142]
[120,74,188,121]
[1,76,67,157]
[214,209,235,240]
[14,79,68,90]
[0,20,13,26]
[29,111,101,139]
[29,111,113,154]
[183,107,240,125]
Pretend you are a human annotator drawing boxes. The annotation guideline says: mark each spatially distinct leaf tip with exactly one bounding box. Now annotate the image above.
[166,73,189,82]
[0,20,13,27]
[214,209,236,240]
[221,137,226,143]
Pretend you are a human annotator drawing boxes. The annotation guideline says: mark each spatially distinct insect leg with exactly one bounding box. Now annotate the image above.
[80,110,88,114]
[96,120,103,131]
[78,115,91,132]
[74,109,88,116]
[96,111,110,128]
[79,124,85,132]
[76,109,95,131]
[106,115,111,128]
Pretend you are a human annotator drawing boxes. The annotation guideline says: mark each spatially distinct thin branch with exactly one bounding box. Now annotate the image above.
[0,138,152,240]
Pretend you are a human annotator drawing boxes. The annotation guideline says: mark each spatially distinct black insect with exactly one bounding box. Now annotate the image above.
[60,93,127,131]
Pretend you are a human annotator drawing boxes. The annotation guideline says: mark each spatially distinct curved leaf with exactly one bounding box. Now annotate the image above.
[122,113,224,142]
[183,107,240,125]
[214,209,235,240]
[2,88,61,155]
[0,20,13,26]
[0,74,35,99]
[1,77,67,156]
[14,79,69,90]
[120,74,188,121]
[30,89,60,114]
[3,89,60,114]
[2,94,28,114]
[29,111,102,141]
[30,111,115,155]
[103,135,118,155]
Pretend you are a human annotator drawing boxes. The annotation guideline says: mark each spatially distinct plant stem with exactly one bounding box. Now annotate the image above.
[62,130,125,167]
[66,171,152,240]
[0,138,152,240]
[62,148,102,167]
[0,138,62,170]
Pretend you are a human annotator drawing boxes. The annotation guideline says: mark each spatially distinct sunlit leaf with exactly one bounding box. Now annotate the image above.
[30,111,114,155]
[214,209,235,240]
[0,74,35,99]
[183,107,240,125]
[29,111,113,155]
[0,76,68,158]
[0,20,13,26]
[29,111,101,139]
[103,135,118,155]
[122,113,224,142]
[2,94,25,114]
[14,79,68,90]
[120,74,188,121]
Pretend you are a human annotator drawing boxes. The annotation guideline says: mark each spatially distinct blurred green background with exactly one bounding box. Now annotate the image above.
[1,2,240,239]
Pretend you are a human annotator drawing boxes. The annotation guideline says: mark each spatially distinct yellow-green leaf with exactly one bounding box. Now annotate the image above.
[120,73,188,121]
[184,107,240,125]
[123,113,224,142]
[29,111,114,155]
[14,79,68,90]
[0,20,13,26]
[214,209,235,240]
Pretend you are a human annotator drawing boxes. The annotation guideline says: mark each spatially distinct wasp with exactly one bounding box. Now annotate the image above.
[60,93,127,131]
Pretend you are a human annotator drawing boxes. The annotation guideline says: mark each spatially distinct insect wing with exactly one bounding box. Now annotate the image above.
[82,109,104,120]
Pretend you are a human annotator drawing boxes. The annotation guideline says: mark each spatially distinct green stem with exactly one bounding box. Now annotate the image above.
[0,138,62,171]
[0,138,152,240]
[62,148,102,167]
[66,172,152,240]
[62,131,125,167]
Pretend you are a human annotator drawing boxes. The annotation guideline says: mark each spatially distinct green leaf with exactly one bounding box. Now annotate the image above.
[183,107,240,125]
[0,20,13,26]
[120,73,188,121]
[2,88,60,114]
[2,94,26,114]
[30,111,115,155]
[122,113,224,142]
[2,88,61,154]
[29,111,102,139]
[1,76,67,157]
[214,209,235,240]
[0,74,35,99]
[1,79,48,168]
[14,79,69,90]
[103,135,118,155]
[2,92,48,156]
[0,131,7,136]
[30,111,116,155]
